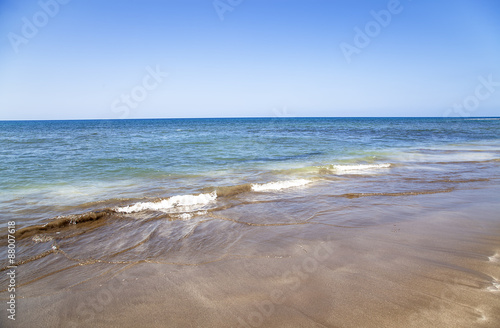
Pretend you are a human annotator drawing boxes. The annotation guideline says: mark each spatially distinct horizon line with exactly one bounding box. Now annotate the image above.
[1,116,500,122]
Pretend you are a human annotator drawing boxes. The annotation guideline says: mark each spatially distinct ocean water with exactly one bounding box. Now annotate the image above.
[0,118,499,254]
[1,117,500,327]
[1,117,499,226]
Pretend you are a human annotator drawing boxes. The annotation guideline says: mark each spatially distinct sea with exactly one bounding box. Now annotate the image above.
[2,117,500,234]
[1,117,500,327]
[1,117,499,221]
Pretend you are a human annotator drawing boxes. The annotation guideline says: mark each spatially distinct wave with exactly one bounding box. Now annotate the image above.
[115,192,217,214]
[15,210,113,240]
[337,188,454,198]
[251,179,312,192]
[12,178,312,239]
[10,168,468,241]
[114,179,313,214]
[327,163,392,174]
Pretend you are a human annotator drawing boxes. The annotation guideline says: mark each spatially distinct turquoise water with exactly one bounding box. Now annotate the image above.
[2,117,499,185]
[1,117,500,227]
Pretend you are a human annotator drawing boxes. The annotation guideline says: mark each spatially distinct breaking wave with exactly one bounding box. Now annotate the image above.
[115,192,217,214]
[251,179,312,192]
[328,163,392,174]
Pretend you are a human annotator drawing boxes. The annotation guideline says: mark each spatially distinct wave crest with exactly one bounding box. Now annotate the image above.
[329,163,391,174]
[251,179,312,192]
[115,192,217,214]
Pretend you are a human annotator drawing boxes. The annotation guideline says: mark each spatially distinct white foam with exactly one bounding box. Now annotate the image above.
[32,235,53,243]
[488,252,500,263]
[175,213,193,220]
[172,211,207,220]
[330,163,391,174]
[115,192,217,214]
[487,279,500,293]
[251,179,312,192]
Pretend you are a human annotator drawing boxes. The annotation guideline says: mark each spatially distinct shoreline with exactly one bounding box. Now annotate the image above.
[2,185,499,327]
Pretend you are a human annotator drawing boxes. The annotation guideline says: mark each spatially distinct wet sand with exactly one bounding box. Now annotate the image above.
[3,184,500,328]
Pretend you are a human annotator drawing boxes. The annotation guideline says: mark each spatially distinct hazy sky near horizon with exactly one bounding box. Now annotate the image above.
[0,0,499,120]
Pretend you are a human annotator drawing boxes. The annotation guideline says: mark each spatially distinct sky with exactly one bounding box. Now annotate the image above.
[0,0,499,120]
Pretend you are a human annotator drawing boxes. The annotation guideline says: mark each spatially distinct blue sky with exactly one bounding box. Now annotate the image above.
[0,0,499,119]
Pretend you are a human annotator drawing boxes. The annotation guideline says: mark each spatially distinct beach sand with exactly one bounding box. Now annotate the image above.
[4,184,500,328]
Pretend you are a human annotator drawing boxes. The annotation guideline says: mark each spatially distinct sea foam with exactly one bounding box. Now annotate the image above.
[251,179,312,192]
[487,279,500,293]
[115,192,217,214]
[488,252,500,263]
[330,163,391,174]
